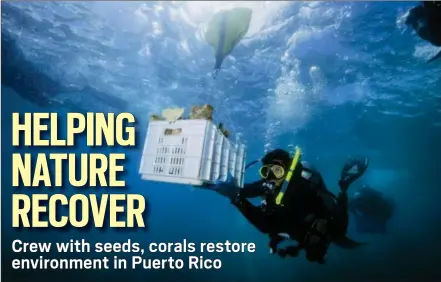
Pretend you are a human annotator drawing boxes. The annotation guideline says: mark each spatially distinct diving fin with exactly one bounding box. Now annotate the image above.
[333,235,367,249]
[205,7,252,75]
[427,49,441,63]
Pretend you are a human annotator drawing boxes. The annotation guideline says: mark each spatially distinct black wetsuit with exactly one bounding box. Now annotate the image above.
[424,1,441,46]
[407,2,441,46]
[231,161,350,249]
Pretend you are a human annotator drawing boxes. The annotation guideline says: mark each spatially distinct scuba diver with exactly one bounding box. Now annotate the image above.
[405,1,441,62]
[349,186,395,234]
[205,148,369,264]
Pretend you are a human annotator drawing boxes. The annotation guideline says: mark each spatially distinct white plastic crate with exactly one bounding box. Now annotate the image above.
[139,119,246,187]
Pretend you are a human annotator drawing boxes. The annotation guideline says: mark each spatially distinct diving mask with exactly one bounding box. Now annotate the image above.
[259,164,285,180]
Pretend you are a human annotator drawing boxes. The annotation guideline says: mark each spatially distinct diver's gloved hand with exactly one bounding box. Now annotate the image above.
[205,173,240,201]
[339,157,369,192]
[277,246,301,259]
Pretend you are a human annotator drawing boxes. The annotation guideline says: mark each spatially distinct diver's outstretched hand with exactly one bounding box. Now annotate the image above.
[202,173,239,200]
[339,157,369,191]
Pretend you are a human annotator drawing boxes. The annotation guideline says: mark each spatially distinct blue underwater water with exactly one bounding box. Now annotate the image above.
[1,1,441,282]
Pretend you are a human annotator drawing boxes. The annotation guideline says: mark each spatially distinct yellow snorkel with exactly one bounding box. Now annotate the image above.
[275,146,302,206]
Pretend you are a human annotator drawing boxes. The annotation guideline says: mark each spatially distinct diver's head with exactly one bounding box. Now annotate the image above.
[259,149,302,184]
[262,149,292,167]
[259,149,292,183]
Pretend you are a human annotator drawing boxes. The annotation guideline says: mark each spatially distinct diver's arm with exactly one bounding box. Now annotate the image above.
[207,177,266,201]
[238,180,267,198]
[332,191,349,238]
[338,179,350,192]
[231,197,275,234]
